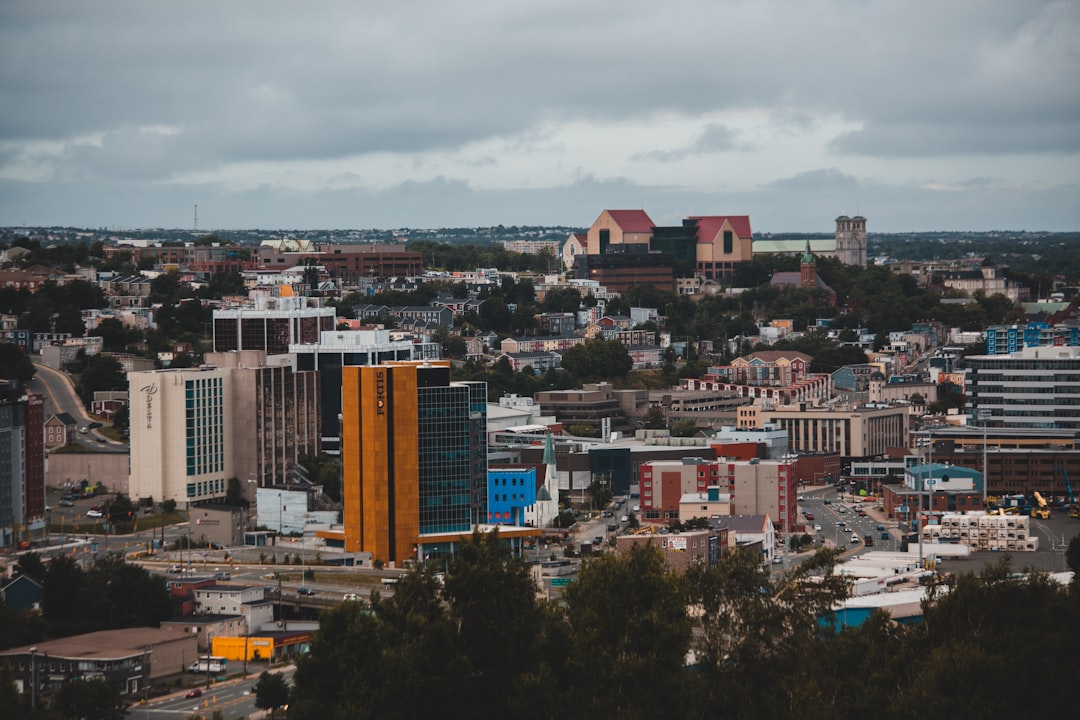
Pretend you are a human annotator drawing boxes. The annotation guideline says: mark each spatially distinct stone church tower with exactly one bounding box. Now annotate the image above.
[834,215,867,266]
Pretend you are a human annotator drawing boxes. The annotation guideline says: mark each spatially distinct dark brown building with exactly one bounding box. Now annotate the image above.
[615,528,726,573]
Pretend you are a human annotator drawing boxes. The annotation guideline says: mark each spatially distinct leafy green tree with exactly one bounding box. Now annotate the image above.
[641,406,667,429]
[684,546,850,716]
[52,676,126,720]
[76,355,126,407]
[0,343,35,383]
[12,552,46,583]
[42,554,87,635]
[225,477,247,506]
[254,671,291,719]
[441,530,568,719]
[111,405,128,436]
[541,286,582,313]
[85,554,172,629]
[671,419,699,437]
[0,668,31,719]
[560,338,632,380]
[896,562,1079,717]
[586,478,613,509]
[89,317,139,353]
[563,544,695,717]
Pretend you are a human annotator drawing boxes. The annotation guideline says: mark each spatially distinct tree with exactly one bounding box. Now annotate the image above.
[76,355,126,407]
[684,546,850,716]
[0,343,35,384]
[563,544,696,717]
[225,477,248,506]
[641,406,667,430]
[52,676,126,720]
[441,530,568,719]
[254,670,291,719]
[560,338,632,380]
[671,419,699,437]
[111,405,129,436]
[12,552,46,583]
[90,317,138,353]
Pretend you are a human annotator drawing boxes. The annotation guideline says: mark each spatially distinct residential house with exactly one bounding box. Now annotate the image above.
[44,412,78,448]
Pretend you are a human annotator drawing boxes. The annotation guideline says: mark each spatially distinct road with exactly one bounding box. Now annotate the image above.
[796,486,902,557]
[29,361,124,449]
[29,361,90,425]
[126,666,295,718]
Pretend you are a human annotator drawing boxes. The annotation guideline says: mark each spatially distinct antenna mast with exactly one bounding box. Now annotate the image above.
[193,204,199,232]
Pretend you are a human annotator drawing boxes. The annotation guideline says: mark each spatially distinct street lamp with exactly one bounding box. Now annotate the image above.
[977,408,991,510]
[29,646,37,711]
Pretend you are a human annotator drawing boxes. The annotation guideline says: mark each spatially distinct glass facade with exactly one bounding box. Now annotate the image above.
[184,377,225,499]
[416,381,487,534]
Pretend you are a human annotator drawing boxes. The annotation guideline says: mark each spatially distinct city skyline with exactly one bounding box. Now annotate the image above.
[1,1,1077,233]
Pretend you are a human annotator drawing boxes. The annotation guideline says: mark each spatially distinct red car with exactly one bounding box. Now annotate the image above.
[185,688,203,698]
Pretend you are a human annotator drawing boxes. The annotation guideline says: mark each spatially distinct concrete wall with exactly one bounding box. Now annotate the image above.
[47,451,130,495]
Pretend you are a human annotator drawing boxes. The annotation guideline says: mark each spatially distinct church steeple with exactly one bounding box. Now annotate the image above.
[800,240,817,288]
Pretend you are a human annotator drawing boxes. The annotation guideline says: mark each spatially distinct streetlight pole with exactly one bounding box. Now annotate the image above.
[978,408,991,510]
[29,646,36,711]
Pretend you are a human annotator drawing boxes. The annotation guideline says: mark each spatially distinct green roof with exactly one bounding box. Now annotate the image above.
[752,238,835,254]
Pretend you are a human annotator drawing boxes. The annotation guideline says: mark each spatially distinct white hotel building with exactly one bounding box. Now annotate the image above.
[129,366,233,505]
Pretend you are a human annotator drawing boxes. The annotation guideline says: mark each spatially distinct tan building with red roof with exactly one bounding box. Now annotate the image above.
[586,209,655,254]
[688,215,753,281]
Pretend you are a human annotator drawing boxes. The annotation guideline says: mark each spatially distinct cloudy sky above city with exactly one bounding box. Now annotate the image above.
[1,0,1077,233]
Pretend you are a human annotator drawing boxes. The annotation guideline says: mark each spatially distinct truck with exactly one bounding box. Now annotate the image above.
[188,656,226,673]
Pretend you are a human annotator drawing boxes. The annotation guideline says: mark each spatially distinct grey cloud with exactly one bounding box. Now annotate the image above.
[632,123,737,162]
[0,0,1077,228]
[831,121,1080,157]
[2,172,1077,233]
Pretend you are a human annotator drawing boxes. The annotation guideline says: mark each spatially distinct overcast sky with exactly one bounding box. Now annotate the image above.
[1,0,1077,233]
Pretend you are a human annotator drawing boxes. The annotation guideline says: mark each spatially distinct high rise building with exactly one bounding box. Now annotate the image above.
[212,291,335,355]
[292,328,432,454]
[340,362,487,565]
[0,383,44,548]
[128,351,320,505]
[967,345,1080,430]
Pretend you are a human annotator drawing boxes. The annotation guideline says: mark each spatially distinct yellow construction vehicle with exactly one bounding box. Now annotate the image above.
[1031,491,1050,520]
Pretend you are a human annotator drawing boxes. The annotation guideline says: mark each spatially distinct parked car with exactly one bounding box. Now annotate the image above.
[59,498,74,507]
[593,535,603,545]
[620,515,629,523]
[86,509,103,518]
[813,524,823,532]
[606,523,617,532]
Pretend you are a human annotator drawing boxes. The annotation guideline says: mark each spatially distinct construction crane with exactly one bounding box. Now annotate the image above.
[1031,491,1050,520]
[1060,466,1080,519]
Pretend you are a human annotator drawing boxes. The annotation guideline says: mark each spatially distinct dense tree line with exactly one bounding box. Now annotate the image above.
[286,532,1080,720]
[0,552,172,648]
